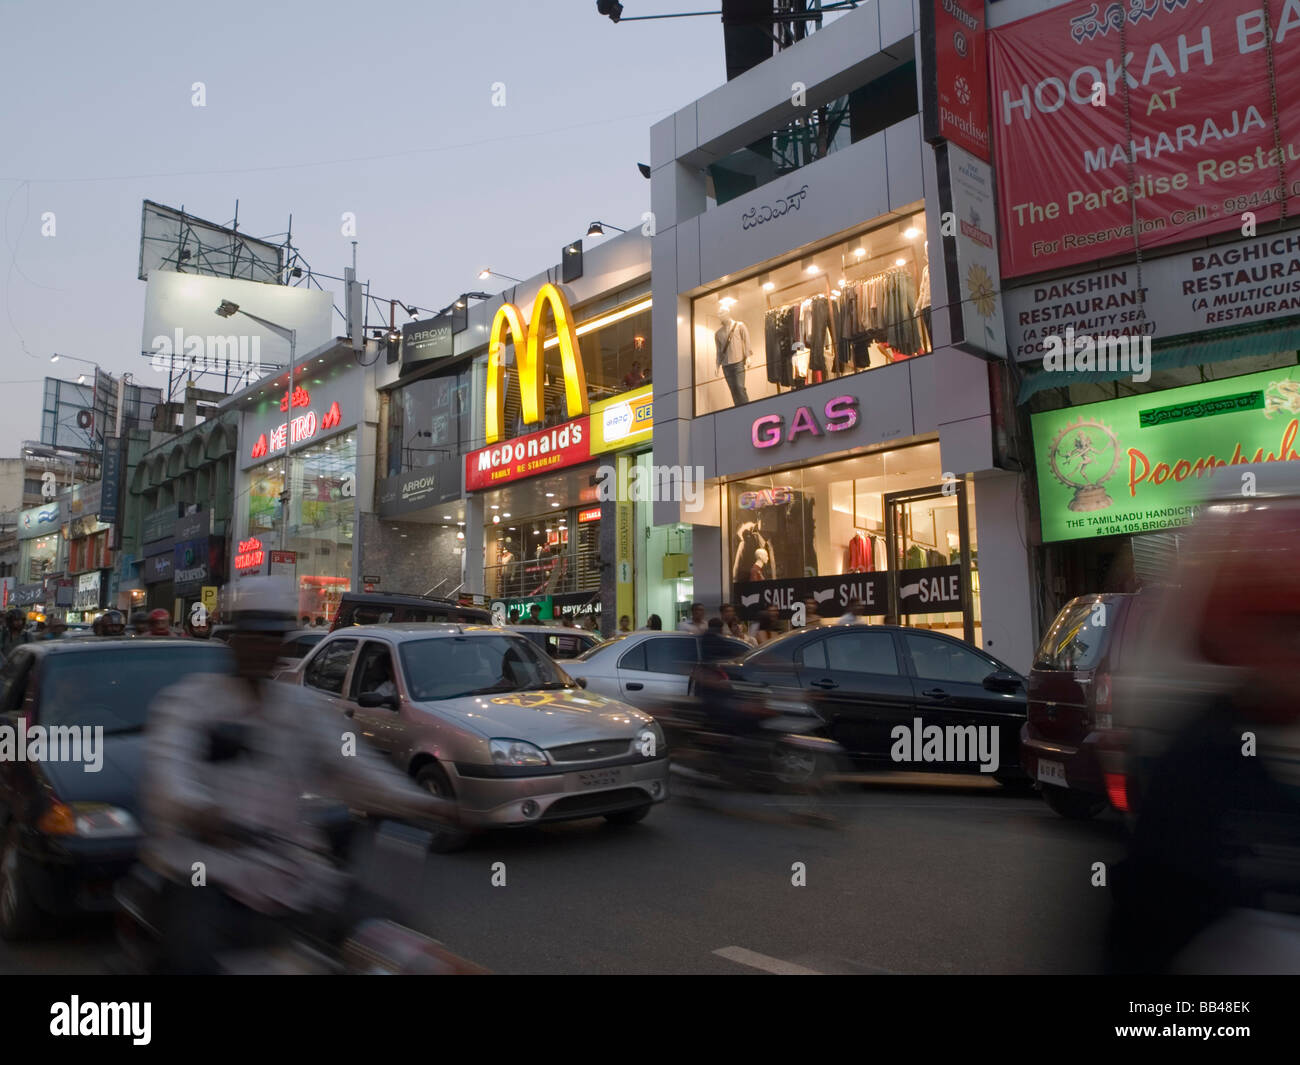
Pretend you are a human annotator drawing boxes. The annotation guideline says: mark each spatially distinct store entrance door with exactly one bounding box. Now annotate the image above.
[884,480,974,645]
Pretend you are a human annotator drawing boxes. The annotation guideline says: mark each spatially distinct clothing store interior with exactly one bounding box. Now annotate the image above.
[694,207,930,415]
[726,440,980,644]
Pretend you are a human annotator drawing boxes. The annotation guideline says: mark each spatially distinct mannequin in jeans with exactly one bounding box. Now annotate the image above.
[716,308,751,406]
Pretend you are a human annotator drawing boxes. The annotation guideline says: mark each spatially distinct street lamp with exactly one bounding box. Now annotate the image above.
[586,221,627,238]
[477,268,522,283]
[215,301,298,555]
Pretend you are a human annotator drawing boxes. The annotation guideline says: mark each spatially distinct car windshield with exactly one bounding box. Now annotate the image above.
[39,644,234,734]
[1035,599,1113,671]
[573,635,628,662]
[399,635,570,701]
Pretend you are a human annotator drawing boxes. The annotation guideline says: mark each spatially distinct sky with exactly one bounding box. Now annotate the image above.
[0,0,746,455]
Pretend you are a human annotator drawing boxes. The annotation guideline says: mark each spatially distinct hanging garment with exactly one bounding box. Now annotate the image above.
[807,295,832,375]
[764,307,795,386]
[845,532,872,573]
[905,544,927,570]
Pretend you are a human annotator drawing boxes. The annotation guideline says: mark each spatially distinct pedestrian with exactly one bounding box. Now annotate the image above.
[801,597,823,628]
[719,603,751,643]
[300,615,312,629]
[508,609,520,625]
[618,614,632,634]
[1,609,31,658]
[44,618,68,640]
[314,616,326,628]
[754,606,779,646]
[677,603,707,634]
[526,604,542,626]
[645,614,662,631]
[835,599,866,625]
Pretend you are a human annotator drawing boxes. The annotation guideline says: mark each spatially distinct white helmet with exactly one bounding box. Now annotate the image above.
[230,576,297,633]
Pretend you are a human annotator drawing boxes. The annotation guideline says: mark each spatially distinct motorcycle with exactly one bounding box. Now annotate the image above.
[114,818,488,975]
[661,689,847,801]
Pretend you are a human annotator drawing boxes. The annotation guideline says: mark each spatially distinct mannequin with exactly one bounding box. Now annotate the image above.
[917,241,932,350]
[749,547,769,583]
[715,306,751,406]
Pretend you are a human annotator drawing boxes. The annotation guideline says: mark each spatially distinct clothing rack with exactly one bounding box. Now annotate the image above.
[764,272,834,310]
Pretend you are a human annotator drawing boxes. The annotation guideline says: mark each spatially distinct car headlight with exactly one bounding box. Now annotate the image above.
[635,721,664,758]
[37,801,141,838]
[489,739,549,767]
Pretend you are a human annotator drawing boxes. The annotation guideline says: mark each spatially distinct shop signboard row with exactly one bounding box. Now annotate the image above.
[989,0,1300,277]
[734,566,964,621]
[490,593,602,624]
[1030,366,1300,542]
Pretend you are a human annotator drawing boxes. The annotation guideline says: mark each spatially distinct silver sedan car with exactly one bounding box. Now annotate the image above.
[279,624,668,850]
[561,630,751,711]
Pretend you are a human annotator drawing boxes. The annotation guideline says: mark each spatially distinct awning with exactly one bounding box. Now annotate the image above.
[1016,319,1300,403]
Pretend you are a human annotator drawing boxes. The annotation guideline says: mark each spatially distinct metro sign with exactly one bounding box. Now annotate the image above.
[250,400,343,459]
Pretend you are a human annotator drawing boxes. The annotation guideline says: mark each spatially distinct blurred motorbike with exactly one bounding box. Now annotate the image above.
[114,818,488,975]
[660,689,846,797]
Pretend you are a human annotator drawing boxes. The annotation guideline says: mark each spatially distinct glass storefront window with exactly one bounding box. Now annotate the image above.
[725,442,980,645]
[386,365,473,477]
[693,210,931,416]
[485,508,600,602]
[246,432,356,625]
[493,298,652,443]
[23,535,57,584]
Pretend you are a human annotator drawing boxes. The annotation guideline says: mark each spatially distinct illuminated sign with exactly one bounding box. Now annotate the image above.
[234,537,265,571]
[485,283,587,444]
[577,506,602,523]
[250,401,343,459]
[752,395,858,449]
[739,487,794,509]
[591,384,653,454]
[466,417,590,491]
[280,386,310,413]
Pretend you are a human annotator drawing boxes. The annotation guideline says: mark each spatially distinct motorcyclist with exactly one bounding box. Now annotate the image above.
[0,609,30,658]
[147,608,172,636]
[100,610,126,637]
[1108,491,1300,973]
[137,575,460,974]
[130,610,151,636]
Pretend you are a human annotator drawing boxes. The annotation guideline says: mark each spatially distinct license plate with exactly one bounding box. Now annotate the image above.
[576,768,622,790]
[1037,759,1067,787]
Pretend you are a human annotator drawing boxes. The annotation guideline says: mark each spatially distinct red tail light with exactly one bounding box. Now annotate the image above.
[1104,772,1129,813]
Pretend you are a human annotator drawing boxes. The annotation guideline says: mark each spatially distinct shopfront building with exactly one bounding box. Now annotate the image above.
[227,339,370,626]
[649,0,1035,666]
[990,0,1300,629]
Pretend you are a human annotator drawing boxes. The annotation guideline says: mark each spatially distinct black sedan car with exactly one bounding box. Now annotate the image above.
[690,624,1028,785]
[0,637,233,939]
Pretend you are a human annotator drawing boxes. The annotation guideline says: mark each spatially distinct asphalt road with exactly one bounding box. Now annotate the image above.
[0,773,1127,975]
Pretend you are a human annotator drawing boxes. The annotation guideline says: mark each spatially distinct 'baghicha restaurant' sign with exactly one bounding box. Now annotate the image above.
[234,537,265,571]
[1031,367,1300,542]
[465,417,590,491]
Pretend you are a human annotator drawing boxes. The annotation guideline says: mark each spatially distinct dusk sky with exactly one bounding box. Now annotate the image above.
[0,0,789,454]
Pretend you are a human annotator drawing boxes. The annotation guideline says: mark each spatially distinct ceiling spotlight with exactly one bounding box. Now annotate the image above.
[903,227,920,240]
[760,275,774,291]
[854,248,867,258]
[895,257,906,266]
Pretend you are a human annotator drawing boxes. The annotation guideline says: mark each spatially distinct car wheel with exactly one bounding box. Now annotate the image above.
[0,824,44,941]
[1041,784,1106,820]
[771,746,841,794]
[415,763,472,854]
[604,804,651,826]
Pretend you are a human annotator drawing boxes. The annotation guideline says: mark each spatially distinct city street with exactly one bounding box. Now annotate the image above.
[0,775,1125,976]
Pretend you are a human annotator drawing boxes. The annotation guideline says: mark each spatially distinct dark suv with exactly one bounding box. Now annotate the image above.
[1021,591,1154,819]
[330,593,492,631]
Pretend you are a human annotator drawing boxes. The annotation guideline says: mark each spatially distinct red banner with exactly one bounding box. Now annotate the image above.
[925,0,991,161]
[990,0,1300,278]
[465,417,590,492]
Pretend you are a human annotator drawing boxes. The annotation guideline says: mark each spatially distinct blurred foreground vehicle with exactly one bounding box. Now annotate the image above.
[688,625,1027,786]
[1108,462,1300,973]
[1021,591,1157,819]
[0,638,232,940]
[329,592,491,631]
[116,820,488,974]
[279,624,669,850]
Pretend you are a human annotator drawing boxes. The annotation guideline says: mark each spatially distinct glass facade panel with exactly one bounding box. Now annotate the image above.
[386,365,473,477]
[693,211,930,415]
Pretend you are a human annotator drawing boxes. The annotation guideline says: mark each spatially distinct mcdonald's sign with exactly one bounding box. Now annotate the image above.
[484,283,588,444]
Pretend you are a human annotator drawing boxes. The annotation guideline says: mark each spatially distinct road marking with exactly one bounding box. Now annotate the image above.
[713,946,823,975]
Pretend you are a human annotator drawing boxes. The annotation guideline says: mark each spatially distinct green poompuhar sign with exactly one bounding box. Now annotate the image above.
[1031,367,1300,542]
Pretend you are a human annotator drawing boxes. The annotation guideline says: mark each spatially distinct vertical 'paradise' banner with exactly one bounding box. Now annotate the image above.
[990,0,1300,278]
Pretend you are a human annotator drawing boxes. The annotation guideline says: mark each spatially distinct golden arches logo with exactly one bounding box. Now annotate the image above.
[485,282,588,444]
